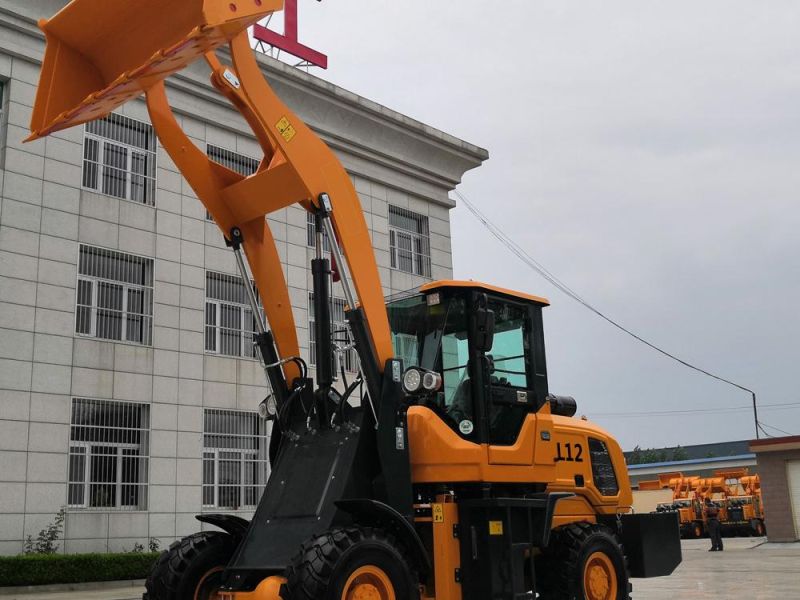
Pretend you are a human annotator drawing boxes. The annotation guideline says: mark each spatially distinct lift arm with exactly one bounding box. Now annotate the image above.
[28,0,393,393]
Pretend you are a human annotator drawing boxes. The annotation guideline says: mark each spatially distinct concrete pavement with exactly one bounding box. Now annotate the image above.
[2,538,798,599]
[632,537,800,599]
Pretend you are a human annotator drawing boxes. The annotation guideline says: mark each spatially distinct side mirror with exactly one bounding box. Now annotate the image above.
[474,305,495,353]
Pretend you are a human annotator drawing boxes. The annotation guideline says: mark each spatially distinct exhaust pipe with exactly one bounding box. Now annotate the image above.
[548,394,578,417]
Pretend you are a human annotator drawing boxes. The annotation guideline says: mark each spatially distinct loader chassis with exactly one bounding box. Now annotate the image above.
[28,1,681,598]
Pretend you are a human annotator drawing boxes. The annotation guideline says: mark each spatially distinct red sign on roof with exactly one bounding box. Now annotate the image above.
[253,0,328,69]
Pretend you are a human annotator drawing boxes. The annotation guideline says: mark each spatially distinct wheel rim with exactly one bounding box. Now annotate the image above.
[342,565,396,600]
[194,566,224,600]
[695,524,702,537]
[583,551,618,600]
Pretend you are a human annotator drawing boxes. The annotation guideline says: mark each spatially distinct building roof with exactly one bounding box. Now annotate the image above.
[627,454,756,471]
[750,435,800,453]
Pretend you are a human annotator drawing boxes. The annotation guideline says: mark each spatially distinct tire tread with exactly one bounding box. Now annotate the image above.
[538,522,631,600]
[143,531,232,600]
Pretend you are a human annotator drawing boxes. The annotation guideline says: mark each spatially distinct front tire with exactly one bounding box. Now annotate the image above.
[283,526,418,600]
[538,522,630,600]
[143,531,237,600]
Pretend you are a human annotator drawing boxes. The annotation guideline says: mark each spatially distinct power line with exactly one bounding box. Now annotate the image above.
[590,401,800,419]
[454,189,770,437]
[758,421,796,437]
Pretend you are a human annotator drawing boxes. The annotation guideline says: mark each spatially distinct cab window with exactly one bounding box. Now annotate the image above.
[487,298,532,446]
[488,305,529,389]
[388,293,475,439]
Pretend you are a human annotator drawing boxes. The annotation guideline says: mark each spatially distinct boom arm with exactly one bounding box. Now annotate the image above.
[28,0,393,391]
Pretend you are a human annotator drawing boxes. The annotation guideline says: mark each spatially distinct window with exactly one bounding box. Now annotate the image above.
[68,399,150,510]
[306,211,331,251]
[487,299,533,446]
[205,145,260,220]
[203,409,269,510]
[76,245,154,345]
[205,271,265,359]
[487,301,530,390]
[392,333,419,370]
[386,293,473,439]
[308,293,357,374]
[83,113,157,205]
[589,438,620,496]
[389,206,431,277]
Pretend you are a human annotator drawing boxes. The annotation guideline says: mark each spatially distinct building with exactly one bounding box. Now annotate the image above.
[750,436,800,542]
[0,0,488,554]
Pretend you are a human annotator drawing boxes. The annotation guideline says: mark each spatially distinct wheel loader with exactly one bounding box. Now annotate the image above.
[27,1,681,598]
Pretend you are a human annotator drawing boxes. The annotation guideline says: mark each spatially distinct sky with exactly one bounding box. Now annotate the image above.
[267,1,800,449]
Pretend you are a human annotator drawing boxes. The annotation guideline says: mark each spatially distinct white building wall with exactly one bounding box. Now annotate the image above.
[0,0,487,554]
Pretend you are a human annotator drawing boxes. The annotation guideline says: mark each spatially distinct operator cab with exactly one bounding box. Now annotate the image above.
[387,281,550,447]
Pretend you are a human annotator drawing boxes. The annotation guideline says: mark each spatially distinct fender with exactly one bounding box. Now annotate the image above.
[336,499,432,577]
[196,514,250,539]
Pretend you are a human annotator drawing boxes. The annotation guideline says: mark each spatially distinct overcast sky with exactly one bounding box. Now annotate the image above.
[274,1,800,449]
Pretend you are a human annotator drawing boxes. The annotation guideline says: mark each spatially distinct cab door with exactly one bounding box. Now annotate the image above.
[485,296,548,465]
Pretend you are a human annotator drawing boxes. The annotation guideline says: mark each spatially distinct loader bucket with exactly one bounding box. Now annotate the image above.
[28,0,283,141]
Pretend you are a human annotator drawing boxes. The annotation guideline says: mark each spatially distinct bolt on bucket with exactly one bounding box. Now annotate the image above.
[28,0,282,141]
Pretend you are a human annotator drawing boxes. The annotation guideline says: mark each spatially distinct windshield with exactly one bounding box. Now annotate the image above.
[386,293,471,427]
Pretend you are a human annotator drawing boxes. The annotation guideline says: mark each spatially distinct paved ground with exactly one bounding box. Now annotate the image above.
[632,537,800,599]
[2,538,798,599]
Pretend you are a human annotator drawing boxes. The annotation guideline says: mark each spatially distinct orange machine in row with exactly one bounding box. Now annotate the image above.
[645,469,766,538]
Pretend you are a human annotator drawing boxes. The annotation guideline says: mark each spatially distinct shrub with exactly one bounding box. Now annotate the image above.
[23,508,66,555]
[0,552,159,587]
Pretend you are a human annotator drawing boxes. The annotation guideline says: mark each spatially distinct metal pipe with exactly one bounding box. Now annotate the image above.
[232,242,266,336]
[321,213,356,311]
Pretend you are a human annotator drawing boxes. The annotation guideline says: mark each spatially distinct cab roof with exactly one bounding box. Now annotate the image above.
[419,280,550,307]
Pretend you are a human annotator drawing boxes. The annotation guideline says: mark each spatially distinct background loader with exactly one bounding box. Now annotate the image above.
[28,1,682,598]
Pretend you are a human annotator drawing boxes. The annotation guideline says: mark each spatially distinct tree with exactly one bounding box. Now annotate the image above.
[672,446,689,461]
[641,449,660,464]
[629,446,643,465]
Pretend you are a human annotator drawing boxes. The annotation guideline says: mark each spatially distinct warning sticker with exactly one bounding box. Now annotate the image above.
[432,504,444,523]
[489,520,504,536]
[276,116,297,142]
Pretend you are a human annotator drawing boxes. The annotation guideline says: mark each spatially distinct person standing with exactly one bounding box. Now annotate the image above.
[704,497,723,551]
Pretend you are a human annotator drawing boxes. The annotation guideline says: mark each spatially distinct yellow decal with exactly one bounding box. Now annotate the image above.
[489,520,504,536]
[432,504,444,523]
[276,116,297,142]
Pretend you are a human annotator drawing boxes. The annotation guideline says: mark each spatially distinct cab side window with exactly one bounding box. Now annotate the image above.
[488,308,529,389]
[487,299,532,445]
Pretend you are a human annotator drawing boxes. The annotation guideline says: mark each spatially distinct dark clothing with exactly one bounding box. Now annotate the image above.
[705,501,723,551]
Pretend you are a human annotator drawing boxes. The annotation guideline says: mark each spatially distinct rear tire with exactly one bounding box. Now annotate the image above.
[143,531,237,600]
[283,526,418,600]
[537,522,630,600]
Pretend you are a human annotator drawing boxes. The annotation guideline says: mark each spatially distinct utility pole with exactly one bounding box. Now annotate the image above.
[751,391,759,439]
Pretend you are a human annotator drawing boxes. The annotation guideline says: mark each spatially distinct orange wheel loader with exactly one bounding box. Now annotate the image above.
[27,1,682,598]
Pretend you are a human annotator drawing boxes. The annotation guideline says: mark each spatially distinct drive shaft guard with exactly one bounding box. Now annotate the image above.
[28,0,282,140]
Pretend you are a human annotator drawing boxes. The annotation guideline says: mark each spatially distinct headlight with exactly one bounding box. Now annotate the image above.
[422,371,442,392]
[258,394,277,419]
[402,367,442,394]
[402,368,423,393]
